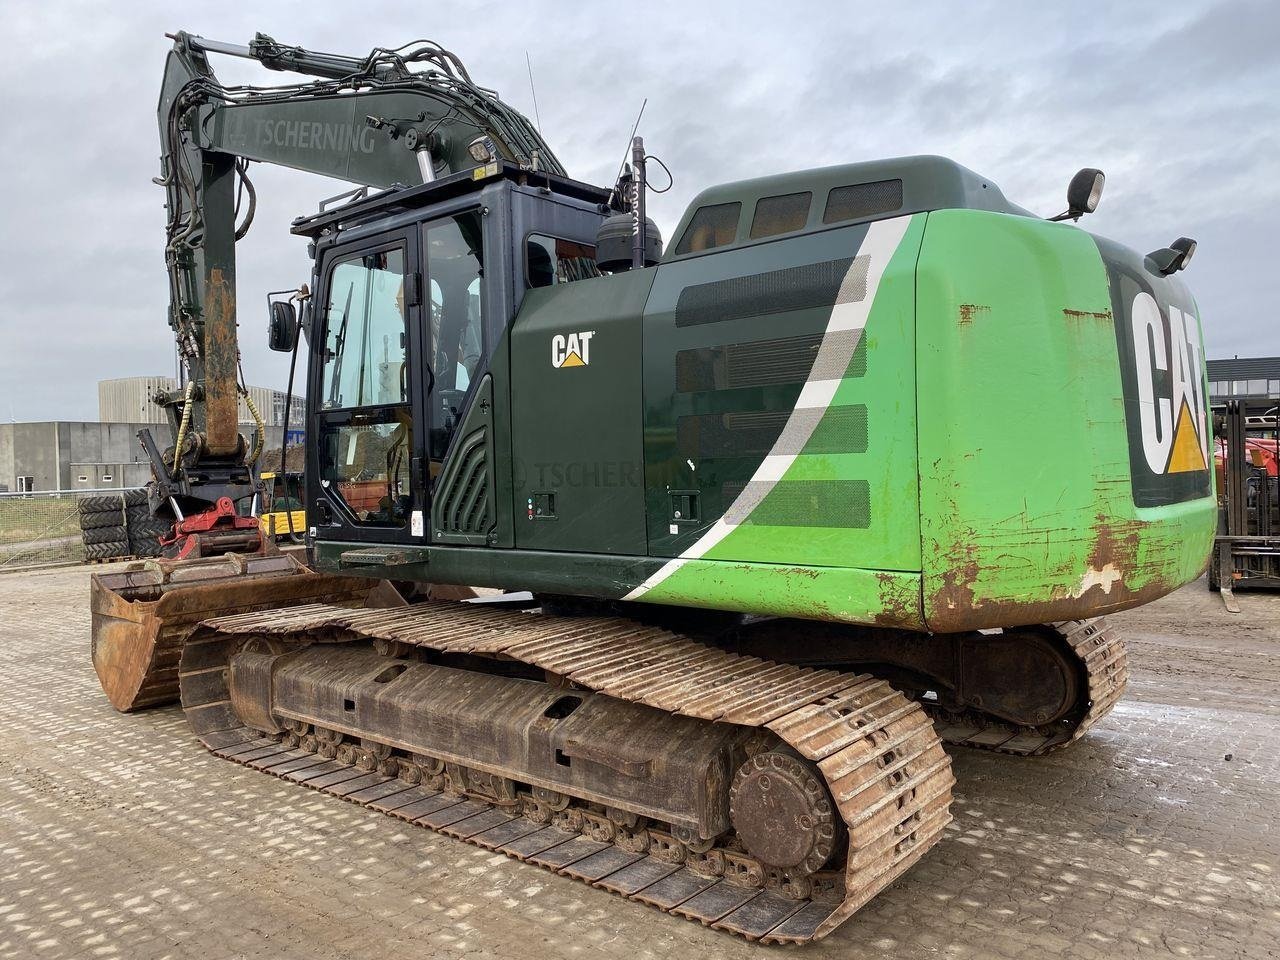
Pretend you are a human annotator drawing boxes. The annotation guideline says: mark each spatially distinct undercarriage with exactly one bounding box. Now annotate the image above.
[168,597,1126,942]
[719,616,1128,755]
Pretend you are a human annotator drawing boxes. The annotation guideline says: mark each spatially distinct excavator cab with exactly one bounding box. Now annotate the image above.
[293,168,610,559]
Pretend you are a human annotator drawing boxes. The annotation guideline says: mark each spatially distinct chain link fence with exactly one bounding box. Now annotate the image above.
[0,488,147,570]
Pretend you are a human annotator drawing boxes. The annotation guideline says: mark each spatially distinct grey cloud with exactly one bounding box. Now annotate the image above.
[0,0,1274,421]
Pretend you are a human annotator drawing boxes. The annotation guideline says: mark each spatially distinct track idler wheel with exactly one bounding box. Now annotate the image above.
[729,751,840,877]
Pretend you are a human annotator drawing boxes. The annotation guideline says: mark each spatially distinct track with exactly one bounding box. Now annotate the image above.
[180,601,955,944]
[928,619,1129,756]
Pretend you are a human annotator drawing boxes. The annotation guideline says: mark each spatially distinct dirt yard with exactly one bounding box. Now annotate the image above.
[0,567,1276,959]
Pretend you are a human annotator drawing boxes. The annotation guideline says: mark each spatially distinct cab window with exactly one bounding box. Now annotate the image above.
[674,202,741,255]
[526,234,600,287]
[320,249,407,411]
[425,211,484,462]
[317,245,412,527]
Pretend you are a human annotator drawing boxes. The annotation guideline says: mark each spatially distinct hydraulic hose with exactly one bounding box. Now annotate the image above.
[241,387,265,467]
[169,379,197,471]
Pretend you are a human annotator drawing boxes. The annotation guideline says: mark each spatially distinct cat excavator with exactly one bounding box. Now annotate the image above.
[90,30,1214,943]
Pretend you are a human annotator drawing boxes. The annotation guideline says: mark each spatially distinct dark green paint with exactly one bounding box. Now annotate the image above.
[304,157,1215,633]
[510,269,655,555]
[665,155,1028,264]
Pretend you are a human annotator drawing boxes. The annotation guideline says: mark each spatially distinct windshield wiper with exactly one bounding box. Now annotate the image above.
[326,280,356,407]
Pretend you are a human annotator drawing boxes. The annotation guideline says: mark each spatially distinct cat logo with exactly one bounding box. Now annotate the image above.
[1130,291,1208,476]
[551,331,595,369]
[1101,242,1210,508]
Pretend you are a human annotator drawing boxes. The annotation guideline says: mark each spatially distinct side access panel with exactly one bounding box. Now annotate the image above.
[630,215,927,626]
[509,270,654,555]
[915,210,1216,632]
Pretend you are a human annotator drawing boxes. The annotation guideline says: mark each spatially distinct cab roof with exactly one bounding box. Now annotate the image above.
[290,161,611,239]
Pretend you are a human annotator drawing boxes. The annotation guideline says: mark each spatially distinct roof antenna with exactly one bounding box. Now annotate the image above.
[606,99,647,211]
[615,99,647,185]
[524,51,542,134]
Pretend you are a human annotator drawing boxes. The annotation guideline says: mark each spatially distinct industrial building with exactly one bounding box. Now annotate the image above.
[0,377,303,492]
[97,376,303,429]
[1206,356,1280,400]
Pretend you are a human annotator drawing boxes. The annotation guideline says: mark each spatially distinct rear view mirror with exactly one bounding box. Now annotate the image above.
[268,300,298,352]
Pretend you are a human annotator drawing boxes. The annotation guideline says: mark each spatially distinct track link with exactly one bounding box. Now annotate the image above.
[930,618,1129,756]
[181,601,955,944]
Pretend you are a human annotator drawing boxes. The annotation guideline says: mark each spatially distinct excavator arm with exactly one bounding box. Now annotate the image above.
[147,30,561,556]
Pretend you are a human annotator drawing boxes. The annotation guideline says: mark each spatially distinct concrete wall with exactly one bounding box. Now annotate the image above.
[0,420,293,492]
[0,423,65,492]
[0,424,13,492]
[68,462,152,489]
[63,422,152,479]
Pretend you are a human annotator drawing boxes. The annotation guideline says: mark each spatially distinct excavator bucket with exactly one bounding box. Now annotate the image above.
[91,552,399,712]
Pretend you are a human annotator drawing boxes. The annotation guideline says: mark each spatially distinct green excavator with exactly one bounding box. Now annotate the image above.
[90,30,1213,943]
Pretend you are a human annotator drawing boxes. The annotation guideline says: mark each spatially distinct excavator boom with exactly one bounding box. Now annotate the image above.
[148,30,561,544]
[93,31,543,707]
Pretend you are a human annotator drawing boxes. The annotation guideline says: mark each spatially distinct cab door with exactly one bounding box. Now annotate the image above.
[308,227,429,547]
[420,207,499,546]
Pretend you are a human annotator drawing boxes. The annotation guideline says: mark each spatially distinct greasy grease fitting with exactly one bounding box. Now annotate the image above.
[180,601,954,943]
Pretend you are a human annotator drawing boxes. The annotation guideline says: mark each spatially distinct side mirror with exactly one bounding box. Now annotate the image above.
[1049,168,1105,222]
[268,300,298,352]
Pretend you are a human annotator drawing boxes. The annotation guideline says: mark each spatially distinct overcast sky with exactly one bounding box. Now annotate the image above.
[1,0,1276,421]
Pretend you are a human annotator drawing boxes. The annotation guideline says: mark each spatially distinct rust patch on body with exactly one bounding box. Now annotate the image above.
[788,566,821,581]
[1087,514,1140,574]
[925,511,1182,633]
[872,572,923,629]
[1079,515,1175,602]
[931,557,981,620]
[957,303,990,325]
[1062,307,1112,324]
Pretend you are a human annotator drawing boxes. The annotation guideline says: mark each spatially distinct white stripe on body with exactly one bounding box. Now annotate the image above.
[623,215,913,601]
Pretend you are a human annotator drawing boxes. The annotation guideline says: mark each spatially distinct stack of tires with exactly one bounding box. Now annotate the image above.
[124,489,167,558]
[78,491,171,562]
[77,495,130,561]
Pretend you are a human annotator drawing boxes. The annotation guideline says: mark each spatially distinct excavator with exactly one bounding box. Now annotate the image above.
[89,30,1214,943]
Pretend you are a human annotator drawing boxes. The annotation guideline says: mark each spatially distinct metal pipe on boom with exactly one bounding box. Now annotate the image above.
[181,34,378,81]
